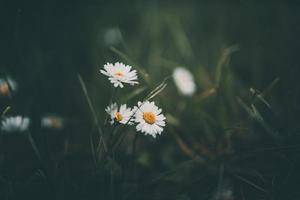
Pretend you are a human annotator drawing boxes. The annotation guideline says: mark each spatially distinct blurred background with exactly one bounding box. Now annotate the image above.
[1,0,300,199]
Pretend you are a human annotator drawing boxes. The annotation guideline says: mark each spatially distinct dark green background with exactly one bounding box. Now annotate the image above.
[1,1,300,199]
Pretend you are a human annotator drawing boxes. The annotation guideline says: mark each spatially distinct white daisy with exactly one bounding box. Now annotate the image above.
[41,115,64,130]
[1,116,30,132]
[105,103,134,125]
[173,67,196,96]
[0,76,17,96]
[134,101,166,138]
[100,62,138,88]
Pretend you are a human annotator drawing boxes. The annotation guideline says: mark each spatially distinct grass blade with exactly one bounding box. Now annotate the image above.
[28,133,42,161]
[237,97,279,138]
[1,106,11,118]
[144,76,170,101]
[77,74,107,152]
[235,174,267,193]
[215,45,239,87]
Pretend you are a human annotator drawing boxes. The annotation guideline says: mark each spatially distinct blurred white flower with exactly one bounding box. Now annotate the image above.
[105,103,134,125]
[172,67,196,96]
[41,115,64,130]
[0,76,17,96]
[103,27,122,46]
[100,62,138,88]
[221,189,233,200]
[1,116,30,132]
[213,188,234,200]
[134,101,166,138]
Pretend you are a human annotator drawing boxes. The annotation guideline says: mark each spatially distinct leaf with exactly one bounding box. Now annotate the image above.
[250,78,280,110]
[237,97,253,117]
[215,45,239,86]
[250,104,278,138]
[250,88,272,110]
[196,87,216,102]
[237,97,279,138]
[262,77,280,96]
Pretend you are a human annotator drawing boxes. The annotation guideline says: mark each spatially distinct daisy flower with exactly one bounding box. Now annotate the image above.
[0,76,17,96]
[134,101,166,138]
[173,67,196,96]
[105,103,134,125]
[100,62,138,88]
[41,115,64,130]
[1,116,30,132]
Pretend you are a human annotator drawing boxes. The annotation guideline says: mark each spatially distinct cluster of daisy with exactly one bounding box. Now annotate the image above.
[0,76,30,133]
[1,116,30,132]
[0,76,65,133]
[100,62,166,138]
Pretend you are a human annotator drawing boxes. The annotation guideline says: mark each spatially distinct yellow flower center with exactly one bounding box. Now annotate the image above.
[0,83,9,95]
[115,112,123,122]
[143,112,156,124]
[49,118,62,129]
[114,72,124,77]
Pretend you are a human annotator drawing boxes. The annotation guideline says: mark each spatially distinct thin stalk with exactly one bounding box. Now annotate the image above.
[27,132,42,162]
[1,106,11,118]
[77,74,107,152]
